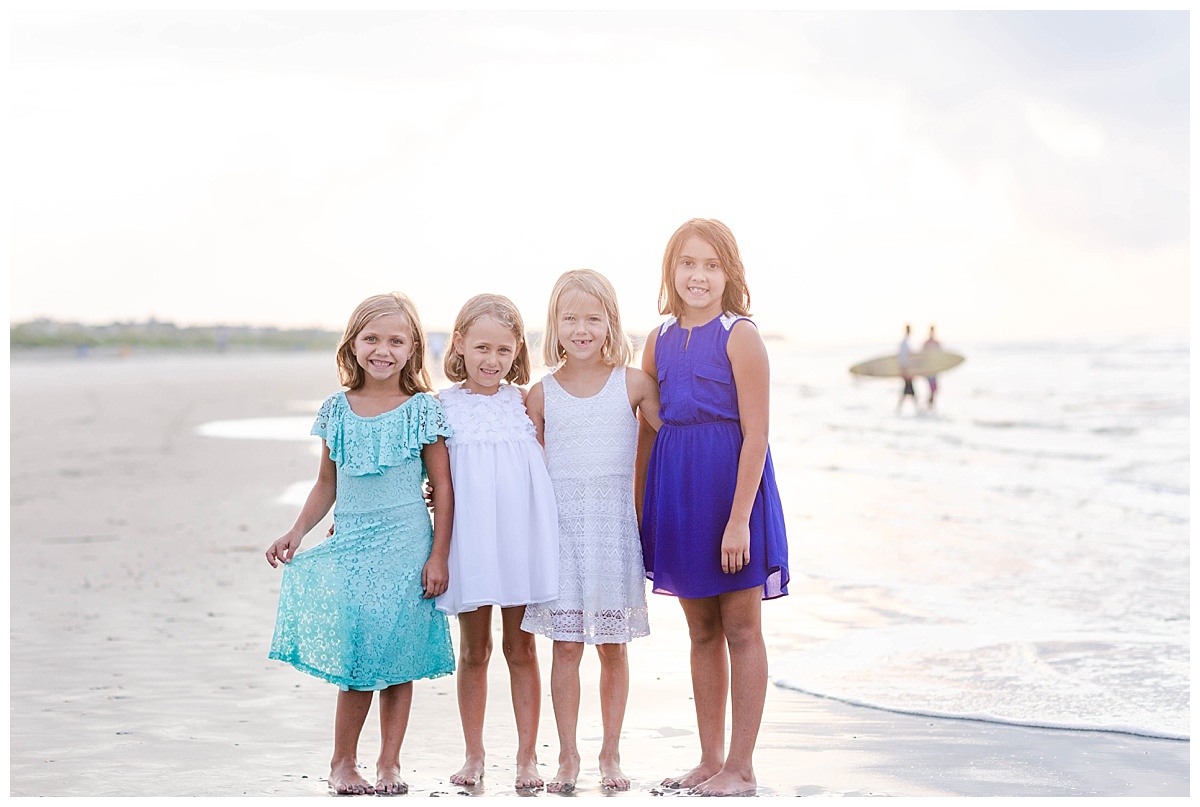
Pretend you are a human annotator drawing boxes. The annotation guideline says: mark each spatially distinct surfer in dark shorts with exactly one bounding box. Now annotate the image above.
[897,324,918,413]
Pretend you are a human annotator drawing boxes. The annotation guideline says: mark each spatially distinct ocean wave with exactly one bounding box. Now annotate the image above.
[1108,459,1190,497]
[771,625,1189,742]
[770,681,1189,742]
[1090,426,1139,436]
[971,418,1068,431]
[1063,398,1188,415]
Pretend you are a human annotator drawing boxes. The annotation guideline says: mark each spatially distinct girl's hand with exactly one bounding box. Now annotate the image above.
[421,555,449,599]
[265,531,302,568]
[720,520,751,575]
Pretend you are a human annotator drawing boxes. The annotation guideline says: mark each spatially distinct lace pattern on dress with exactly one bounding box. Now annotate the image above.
[311,391,452,476]
[520,368,650,644]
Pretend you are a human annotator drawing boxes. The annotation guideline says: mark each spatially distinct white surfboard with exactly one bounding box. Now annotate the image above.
[849,350,965,378]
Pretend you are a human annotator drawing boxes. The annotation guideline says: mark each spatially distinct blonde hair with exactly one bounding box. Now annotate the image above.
[658,218,751,318]
[336,292,432,394]
[443,293,532,386]
[542,269,634,368]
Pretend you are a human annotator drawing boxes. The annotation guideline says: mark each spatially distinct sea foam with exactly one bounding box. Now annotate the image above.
[768,337,1189,740]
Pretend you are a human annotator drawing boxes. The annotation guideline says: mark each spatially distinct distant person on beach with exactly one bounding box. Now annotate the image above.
[264,292,455,796]
[897,323,917,413]
[923,325,941,410]
[433,294,560,791]
[521,269,662,793]
[427,330,448,365]
[637,219,790,797]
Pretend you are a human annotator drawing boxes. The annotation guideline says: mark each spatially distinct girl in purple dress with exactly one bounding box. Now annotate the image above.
[636,219,789,797]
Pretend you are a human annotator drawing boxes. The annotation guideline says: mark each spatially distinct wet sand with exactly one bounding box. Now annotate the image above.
[8,351,1189,797]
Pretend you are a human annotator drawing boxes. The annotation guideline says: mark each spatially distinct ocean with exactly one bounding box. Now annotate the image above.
[766,334,1189,741]
[198,334,1189,742]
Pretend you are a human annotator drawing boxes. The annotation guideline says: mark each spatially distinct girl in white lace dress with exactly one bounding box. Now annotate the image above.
[521,270,662,793]
[434,294,560,791]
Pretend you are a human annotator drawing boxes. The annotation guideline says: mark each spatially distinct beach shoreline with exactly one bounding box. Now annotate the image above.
[8,351,1189,797]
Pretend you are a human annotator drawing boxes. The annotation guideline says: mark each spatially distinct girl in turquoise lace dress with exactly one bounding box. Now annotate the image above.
[265,292,456,796]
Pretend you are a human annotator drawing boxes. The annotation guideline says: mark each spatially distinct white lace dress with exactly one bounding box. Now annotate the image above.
[521,367,650,644]
[435,383,560,615]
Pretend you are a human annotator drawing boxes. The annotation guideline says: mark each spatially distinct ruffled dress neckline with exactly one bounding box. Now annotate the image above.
[339,390,418,420]
[312,391,452,477]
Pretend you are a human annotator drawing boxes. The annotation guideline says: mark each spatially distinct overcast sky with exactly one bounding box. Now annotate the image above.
[9,8,1190,342]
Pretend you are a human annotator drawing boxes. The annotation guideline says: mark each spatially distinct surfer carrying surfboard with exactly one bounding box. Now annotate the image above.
[848,335,964,402]
[896,324,918,413]
[923,325,941,410]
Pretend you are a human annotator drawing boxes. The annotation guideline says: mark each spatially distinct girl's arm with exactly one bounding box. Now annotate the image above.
[634,329,660,525]
[265,443,337,567]
[721,319,771,574]
[525,381,546,447]
[626,367,663,432]
[421,436,454,599]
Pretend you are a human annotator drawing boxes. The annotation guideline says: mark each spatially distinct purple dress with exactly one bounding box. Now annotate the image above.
[641,314,789,600]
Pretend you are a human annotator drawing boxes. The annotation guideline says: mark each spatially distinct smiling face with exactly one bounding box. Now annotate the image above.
[351,312,414,386]
[555,290,609,365]
[453,316,519,395]
[672,235,727,322]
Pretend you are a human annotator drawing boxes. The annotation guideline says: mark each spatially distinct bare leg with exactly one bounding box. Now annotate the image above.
[692,588,764,796]
[500,607,543,789]
[330,689,375,795]
[663,596,727,789]
[376,682,414,795]
[546,640,584,793]
[450,607,492,786]
[595,642,630,790]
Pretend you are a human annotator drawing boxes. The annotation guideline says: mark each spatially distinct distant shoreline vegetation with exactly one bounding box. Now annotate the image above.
[9,318,570,358]
[10,318,345,353]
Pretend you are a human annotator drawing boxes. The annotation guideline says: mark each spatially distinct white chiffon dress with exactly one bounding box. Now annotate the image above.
[435,383,560,615]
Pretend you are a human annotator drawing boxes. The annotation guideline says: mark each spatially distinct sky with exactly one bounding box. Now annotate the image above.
[8,7,1191,343]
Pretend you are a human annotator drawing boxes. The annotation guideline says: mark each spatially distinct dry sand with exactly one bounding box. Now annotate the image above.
[9,351,1189,797]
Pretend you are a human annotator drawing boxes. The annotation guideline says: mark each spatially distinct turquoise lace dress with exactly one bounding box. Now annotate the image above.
[269,391,456,691]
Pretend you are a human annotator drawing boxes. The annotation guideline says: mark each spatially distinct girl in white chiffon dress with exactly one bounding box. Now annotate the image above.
[434,294,559,791]
[435,381,559,614]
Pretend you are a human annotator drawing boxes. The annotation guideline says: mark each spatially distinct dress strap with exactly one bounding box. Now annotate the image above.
[719,312,754,331]
[602,364,624,397]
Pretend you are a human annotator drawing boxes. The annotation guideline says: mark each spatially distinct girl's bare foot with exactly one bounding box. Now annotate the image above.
[514,754,544,790]
[374,763,408,796]
[599,753,629,790]
[661,762,721,790]
[449,754,485,786]
[329,759,375,795]
[690,769,757,797]
[546,753,580,794]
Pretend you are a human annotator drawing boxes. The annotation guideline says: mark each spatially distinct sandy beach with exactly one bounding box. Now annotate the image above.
[9,350,1188,798]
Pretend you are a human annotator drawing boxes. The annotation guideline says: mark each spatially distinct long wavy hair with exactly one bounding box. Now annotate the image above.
[335,292,432,394]
[658,218,751,318]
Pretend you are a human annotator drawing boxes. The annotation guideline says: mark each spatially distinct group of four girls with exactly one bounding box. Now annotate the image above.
[264,218,790,796]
